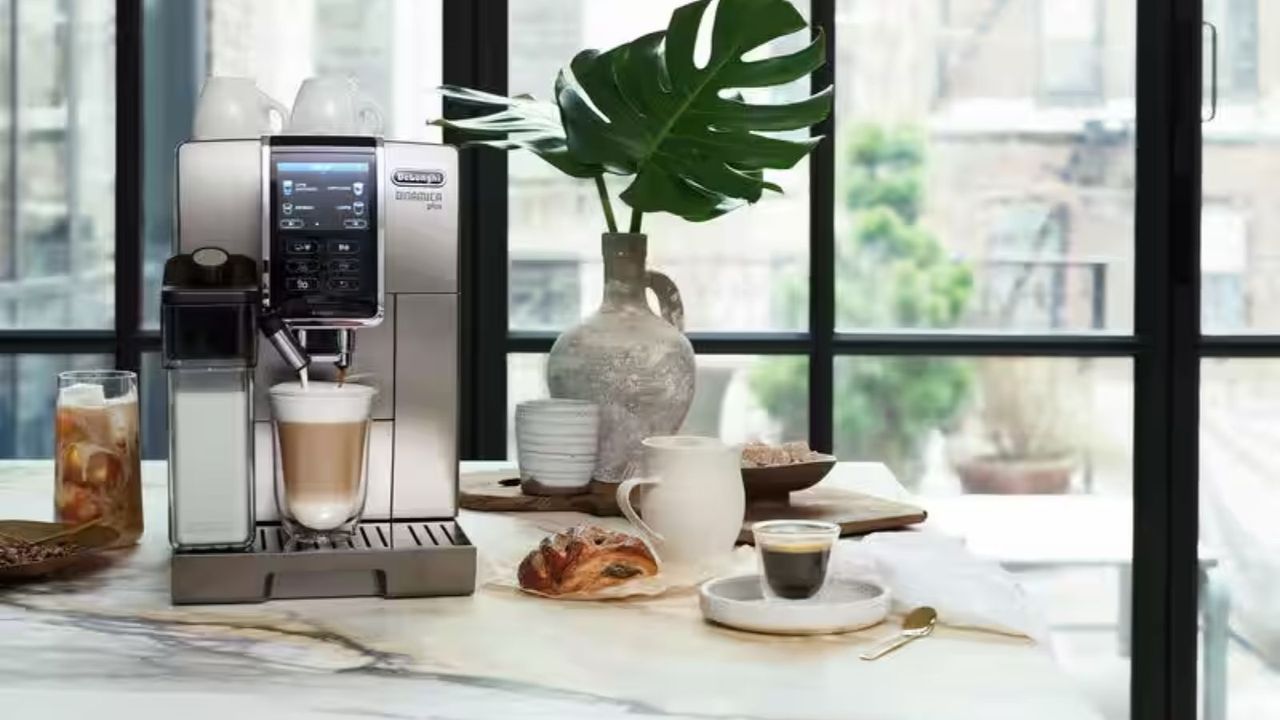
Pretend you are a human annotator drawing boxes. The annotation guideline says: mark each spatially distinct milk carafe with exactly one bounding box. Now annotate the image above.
[161,247,259,550]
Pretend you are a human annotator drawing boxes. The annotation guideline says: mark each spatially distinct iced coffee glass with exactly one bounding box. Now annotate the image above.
[269,381,376,542]
[55,370,143,547]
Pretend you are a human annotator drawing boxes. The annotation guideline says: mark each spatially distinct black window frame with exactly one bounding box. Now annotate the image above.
[0,1,1223,718]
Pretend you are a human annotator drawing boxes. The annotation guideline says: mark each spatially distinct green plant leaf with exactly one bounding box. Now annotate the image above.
[430,85,603,178]
[557,0,831,221]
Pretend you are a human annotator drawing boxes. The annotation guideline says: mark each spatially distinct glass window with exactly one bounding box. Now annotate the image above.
[508,353,808,460]
[1204,0,1259,101]
[142,0,444,326]
[834,355,1133,715]
[0,0,115,330]
[1039,0,1102,102]
[0,353,112,458]
[836,0,1134,333]
[1201,0,1280,335]
[507,0,812,333]
[1201,359,1280,717]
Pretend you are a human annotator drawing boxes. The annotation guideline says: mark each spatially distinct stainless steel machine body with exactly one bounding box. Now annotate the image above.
[169,136,473,603]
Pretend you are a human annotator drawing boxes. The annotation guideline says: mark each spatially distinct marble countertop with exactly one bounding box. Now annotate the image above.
[0,461,1102,720]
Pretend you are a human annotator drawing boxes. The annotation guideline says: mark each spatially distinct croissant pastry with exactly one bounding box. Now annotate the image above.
[517,525,659,596]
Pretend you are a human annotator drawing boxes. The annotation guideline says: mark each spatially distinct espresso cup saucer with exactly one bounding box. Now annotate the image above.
[699,574,890,636]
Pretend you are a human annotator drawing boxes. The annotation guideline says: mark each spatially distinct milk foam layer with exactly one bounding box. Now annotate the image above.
[287,496,359,531]
[269,381,376,423]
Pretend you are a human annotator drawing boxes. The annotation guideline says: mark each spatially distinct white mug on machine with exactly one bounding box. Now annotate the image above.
[616,436,746,567]
[192,77,289,140]
[288,77,384,135]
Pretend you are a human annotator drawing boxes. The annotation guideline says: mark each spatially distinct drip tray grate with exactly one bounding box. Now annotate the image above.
[253,521,468,553]
[171,520,476,605]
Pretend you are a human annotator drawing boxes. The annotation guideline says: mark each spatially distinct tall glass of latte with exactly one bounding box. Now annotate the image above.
[268,381,376,542]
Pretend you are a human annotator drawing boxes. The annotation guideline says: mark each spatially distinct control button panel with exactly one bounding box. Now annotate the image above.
[285,259,320,274]
[286,239,318,254]
[286,277,320,292]
[329,259,360,274]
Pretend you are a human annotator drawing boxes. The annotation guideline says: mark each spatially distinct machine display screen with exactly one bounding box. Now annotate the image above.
[275,159,371,232]
[269,149,379,320]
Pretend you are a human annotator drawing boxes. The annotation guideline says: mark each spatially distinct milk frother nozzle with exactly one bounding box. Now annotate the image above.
[259,310,310,373]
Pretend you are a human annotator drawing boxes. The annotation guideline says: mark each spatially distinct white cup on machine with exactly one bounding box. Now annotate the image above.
[288,77,384,135]
[192,76,289,140]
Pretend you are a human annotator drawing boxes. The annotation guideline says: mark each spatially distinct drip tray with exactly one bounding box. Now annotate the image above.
[170,520,477,605]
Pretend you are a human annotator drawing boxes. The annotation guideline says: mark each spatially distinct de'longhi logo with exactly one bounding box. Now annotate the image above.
[392,169,446,187]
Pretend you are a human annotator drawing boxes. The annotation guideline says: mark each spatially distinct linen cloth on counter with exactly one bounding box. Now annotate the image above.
[833,530,1051,644]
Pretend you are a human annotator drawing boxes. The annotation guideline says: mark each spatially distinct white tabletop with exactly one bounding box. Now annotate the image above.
[0,460,1102,720]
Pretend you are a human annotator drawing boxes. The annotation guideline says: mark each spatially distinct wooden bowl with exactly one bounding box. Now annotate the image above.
[741,455,837,501]
[0,520,120,581]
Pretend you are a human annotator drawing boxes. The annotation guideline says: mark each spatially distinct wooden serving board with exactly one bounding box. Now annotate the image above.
[459,471,928,540]
[460,472,622,516]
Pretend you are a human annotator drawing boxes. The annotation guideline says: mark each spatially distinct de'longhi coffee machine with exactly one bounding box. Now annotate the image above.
[162,135,476,604]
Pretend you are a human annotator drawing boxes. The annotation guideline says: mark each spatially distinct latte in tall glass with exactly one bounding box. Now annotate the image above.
[269,381,376,541]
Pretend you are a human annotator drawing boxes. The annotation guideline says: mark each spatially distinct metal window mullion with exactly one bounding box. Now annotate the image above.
[114,0,142,374]
[507,330,814,356]
[1200,334,1280,356]
[832,332,1140,356]
[444,0,508,460]
[0,330,115,354]
[809,0,835,454]
[1132,0,1202,717]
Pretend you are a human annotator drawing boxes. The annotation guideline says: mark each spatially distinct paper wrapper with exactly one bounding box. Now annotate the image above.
[485,543,757,601]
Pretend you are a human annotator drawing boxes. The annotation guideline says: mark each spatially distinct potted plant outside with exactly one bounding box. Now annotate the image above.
[951,358,1087,494]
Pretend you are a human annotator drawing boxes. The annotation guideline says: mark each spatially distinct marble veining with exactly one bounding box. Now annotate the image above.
[0,461,1102,720]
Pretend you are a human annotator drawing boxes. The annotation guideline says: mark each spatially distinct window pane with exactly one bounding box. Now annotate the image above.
[835,355,1133,717]
[507,1,811,332]
[1201,359,1280,717]
[0,1,115,329]
[507,354,807,460]
[1200,0,1280,334]
[0,353,112,458]
[143,0,444,325]
[834,0,1135,333]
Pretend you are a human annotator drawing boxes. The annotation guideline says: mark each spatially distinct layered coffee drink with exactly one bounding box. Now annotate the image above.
[54,371,143,547]
[269,381,376,540]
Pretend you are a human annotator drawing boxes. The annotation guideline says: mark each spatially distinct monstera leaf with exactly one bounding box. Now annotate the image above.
[432,85,602,178]
[557,0,831,221]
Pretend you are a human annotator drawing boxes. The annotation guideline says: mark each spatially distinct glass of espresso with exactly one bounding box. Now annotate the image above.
[752,520,841,600]
[269,381,377,542]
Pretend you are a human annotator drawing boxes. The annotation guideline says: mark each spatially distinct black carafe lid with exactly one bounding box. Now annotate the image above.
[162,247,260,365]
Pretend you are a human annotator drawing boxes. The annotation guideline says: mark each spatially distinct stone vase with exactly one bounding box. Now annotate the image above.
[546,233,696,482]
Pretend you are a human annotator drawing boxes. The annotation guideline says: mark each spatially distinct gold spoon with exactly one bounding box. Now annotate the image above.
[860,606,938,661]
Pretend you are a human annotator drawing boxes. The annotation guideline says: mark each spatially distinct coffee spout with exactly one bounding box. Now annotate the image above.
[334,329,354,372]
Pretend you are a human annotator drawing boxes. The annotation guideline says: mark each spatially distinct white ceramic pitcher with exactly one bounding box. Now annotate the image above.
[616,436,745,566]
[192,77,288,140]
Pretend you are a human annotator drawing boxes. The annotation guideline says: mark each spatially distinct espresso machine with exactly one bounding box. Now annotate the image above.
[165,136,476,604]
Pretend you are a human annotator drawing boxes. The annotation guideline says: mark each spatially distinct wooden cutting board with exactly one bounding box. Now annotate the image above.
[459,471,927,540]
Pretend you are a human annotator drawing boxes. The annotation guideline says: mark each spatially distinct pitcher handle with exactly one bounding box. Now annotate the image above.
[263,95,290,134]
[357,97,384,135]
[616,477,664,545]
[646,270,685,332]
